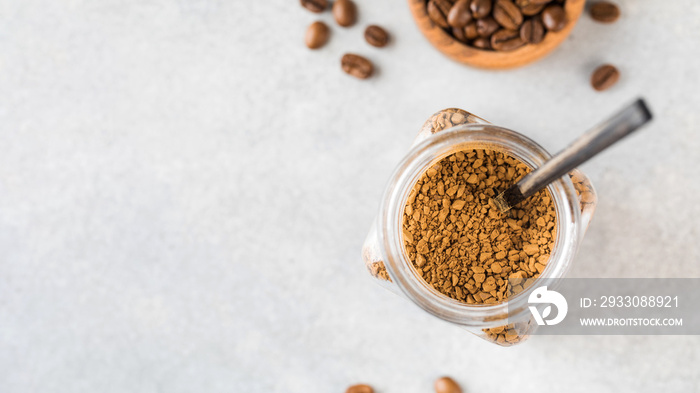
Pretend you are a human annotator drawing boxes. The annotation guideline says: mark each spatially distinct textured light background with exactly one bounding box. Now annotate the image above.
[1,0,699,392]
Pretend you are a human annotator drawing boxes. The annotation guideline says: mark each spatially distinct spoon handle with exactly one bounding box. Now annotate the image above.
[517,98,652,199]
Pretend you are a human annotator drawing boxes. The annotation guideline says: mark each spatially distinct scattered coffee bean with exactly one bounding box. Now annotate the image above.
[471,0,493,19]
[589,1,620,23]
[491,28,525,51]
[428,0,452,28]
[341,53,374,79]
[364,25,390,47]
[477,16,500,38]
[300,0,396,78]
[448,0,473,28]
[300,0,328,13]
[305,21,330,49]
[541,4,567,31]
[519,17,544,44]
[333,0,357,27]
[472,36,491,49]
[493,0,524,30]
[346,384,374,393]
[434,377,462,393]
[590,64,620,91]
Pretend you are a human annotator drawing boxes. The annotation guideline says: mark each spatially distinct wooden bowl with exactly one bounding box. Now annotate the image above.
[408,0,585,69]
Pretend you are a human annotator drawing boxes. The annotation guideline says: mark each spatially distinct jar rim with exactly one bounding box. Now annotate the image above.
[378,124,581,327]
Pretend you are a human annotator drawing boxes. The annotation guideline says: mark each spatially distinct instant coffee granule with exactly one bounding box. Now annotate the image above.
[362,108,593,345]
[402,148,556,304]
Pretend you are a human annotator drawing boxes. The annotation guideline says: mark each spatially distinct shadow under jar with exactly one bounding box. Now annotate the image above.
[361,109,597,346]
[410,0,585,69]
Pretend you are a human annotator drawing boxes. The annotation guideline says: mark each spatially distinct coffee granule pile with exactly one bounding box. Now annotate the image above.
[402,148,556,304]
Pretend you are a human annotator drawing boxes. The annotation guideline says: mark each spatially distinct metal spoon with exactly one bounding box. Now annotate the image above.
[492,98,653,213]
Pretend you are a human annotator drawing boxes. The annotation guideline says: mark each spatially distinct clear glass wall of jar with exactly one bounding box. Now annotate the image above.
[361,109,597,346]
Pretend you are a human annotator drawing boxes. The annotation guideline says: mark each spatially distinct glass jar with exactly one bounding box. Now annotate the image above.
[361,108,597,346]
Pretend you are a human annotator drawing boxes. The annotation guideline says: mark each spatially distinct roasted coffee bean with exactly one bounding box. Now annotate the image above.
[470,0,492,19]
[435,377,462,393]
[346,384,374,393]
[472,37,491,49]
[519,17,544,44]
[541,4,567,31]
[477,16,500,38]
[333,0,357,27]
[341,53,373,79]
[305,21,330,49]
[427,0,452,28]
[300,0,328,13]
[464,20,479,39]
[442,0,567,49]
[520,2,546,16]
[590,64,620,91]
[452,22,478,42]
[364,25,389,47]
[493,0,524,29]
[491,28,526,51]
[448,0,473,28]
[516,0,552,5]
[452,26,468,42]
[589,1,620,23]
